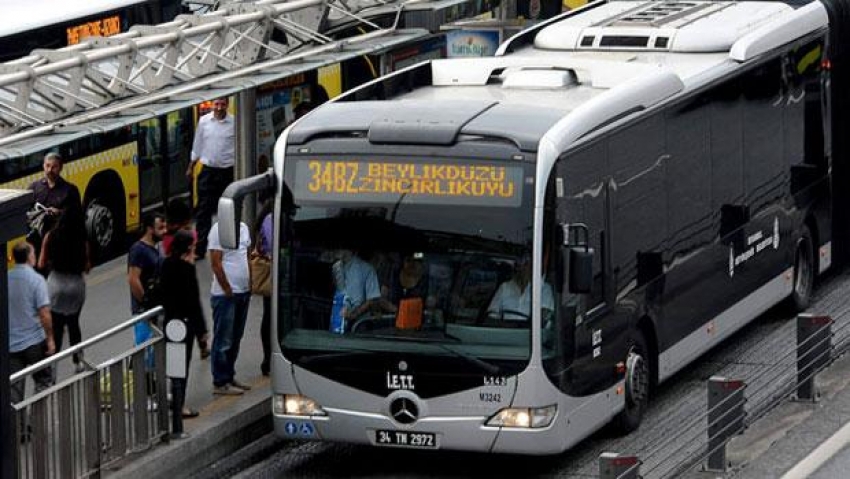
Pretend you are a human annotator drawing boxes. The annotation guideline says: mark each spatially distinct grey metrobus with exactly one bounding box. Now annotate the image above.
[218,0,850,455]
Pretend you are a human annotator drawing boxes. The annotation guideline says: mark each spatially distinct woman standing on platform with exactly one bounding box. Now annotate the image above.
[160,230,207,439]
[38,207,90,373]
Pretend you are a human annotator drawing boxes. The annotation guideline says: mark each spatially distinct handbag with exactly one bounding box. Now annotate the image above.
[250,249,272,297]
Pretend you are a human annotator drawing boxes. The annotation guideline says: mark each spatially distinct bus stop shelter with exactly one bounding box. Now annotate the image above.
[0,188,33,479]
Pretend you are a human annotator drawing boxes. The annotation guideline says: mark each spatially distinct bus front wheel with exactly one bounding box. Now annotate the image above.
[789,225,815,312]
[613,332,650,434]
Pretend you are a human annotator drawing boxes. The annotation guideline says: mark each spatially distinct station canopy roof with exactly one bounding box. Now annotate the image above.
[0,0,433,157]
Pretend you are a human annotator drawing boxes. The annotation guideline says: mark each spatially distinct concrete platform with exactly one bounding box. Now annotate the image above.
[105,376,272,479]
[77,254,274,478]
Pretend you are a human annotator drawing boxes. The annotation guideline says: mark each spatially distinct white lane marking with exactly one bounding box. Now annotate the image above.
[781,420,850,479]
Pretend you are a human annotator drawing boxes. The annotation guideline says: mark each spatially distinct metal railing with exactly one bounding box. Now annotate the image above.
[10,307,168,479]
[600,307,844,478]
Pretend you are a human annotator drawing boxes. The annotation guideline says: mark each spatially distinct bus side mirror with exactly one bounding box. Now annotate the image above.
[218,197,239,250]
[567,246,593,294]
[560,222,593,294]
[218,170,277,249]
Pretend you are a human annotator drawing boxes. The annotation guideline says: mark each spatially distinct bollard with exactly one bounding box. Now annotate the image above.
[706,376,746,472]
[599,452,640,479]
[796,314,832,402]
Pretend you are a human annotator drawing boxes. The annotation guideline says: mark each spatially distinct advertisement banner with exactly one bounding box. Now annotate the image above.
[446,30,500,57]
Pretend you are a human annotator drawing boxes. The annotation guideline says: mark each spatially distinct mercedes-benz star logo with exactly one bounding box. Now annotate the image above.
[389,397,418,425]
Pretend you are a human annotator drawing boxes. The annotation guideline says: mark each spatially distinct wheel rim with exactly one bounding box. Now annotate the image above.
[625,348,649,408]
[795,240,812,300]
[86,201,114,249]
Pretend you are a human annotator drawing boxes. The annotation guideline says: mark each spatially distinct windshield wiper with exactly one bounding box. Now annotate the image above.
[360,333,500,375]
[436,343,500,375]
[360,331,460,343]
[299,349,373,365]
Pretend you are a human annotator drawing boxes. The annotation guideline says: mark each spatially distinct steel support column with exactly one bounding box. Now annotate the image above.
[236,88,258,224]
[1,241,10,479]
[0,189,34,479]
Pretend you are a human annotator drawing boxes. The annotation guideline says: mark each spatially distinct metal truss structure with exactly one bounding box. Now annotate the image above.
[0,0,413,143]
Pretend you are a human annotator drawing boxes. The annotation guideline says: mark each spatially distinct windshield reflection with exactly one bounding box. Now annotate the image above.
[278,157,539,373]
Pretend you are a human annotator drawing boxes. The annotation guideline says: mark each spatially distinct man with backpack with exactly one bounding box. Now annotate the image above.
[128,211,166,343]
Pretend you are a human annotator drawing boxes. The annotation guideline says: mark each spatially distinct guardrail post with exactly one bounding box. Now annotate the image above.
[796,314,832,402]
[599,452,640,479]
[706,376,746,472]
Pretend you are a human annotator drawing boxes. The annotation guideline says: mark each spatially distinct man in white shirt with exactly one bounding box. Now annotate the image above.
[487,255,555,321]
[208,221,252,395]
[187,97,235,259]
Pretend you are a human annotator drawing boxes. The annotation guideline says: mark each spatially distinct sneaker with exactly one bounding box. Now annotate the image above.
[74,363,86,374]
[200,348,210,360]
[230,379,251,391]
[171,432,191,440]
[213,384,244,396]
[182,407,200,418]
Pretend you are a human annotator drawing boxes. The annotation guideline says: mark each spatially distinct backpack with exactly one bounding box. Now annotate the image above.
[142,258,164,310]
[143,274,164,310]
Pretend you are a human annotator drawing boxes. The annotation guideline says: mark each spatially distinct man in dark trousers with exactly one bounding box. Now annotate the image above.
[8,241,55,405]
[186,97,235,260]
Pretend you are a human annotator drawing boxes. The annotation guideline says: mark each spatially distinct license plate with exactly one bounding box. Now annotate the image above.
[375,429,437,448]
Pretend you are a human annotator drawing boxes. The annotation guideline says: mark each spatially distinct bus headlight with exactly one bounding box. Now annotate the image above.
[485,405,557,428]
[274,394,327,416]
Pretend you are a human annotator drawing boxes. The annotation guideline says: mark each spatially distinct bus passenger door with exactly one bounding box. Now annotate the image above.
[137,118,164,209]
[560,222,631,397]
[548,161,630,398]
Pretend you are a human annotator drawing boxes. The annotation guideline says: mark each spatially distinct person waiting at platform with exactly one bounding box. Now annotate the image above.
[8,241,55,405]
[161,198,209,359]
[27,152,82,260]
[160,230,207,438]
[208,219,252,395]
[38,207,90,373]
[186,97,235,260]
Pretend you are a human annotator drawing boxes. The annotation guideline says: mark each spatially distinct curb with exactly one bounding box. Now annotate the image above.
[106,386,272,479]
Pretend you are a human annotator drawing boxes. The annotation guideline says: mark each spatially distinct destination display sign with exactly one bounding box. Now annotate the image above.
[67,15,121,45]
[294,159,524,207]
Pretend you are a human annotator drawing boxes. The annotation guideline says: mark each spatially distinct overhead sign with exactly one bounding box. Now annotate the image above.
[294,159,524,206]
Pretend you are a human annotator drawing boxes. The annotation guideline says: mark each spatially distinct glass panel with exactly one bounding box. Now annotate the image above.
[166,110,192,200]
[279,155,537,372]
[138,118,163,208]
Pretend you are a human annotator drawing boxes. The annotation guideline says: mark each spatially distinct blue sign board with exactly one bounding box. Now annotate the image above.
[446,30,501,57]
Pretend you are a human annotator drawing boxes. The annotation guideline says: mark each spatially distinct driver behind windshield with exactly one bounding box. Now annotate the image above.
[487,254,555,321]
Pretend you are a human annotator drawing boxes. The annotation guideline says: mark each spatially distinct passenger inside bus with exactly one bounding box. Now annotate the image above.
[389,252,429,306]
[487,254,555,322]
[331,248,381,322]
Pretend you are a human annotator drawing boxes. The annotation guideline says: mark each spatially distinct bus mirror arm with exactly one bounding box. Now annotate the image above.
[218,170,277,249]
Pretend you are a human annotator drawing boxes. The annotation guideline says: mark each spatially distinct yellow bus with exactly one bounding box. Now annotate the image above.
[1,108,194,260]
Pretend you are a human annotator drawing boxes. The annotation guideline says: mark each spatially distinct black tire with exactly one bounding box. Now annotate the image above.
[613,332,650,434]
[85,196,124,261]
[789,225,815,312]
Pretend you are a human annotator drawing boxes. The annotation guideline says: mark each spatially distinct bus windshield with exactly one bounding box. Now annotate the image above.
[279,155,539,378]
